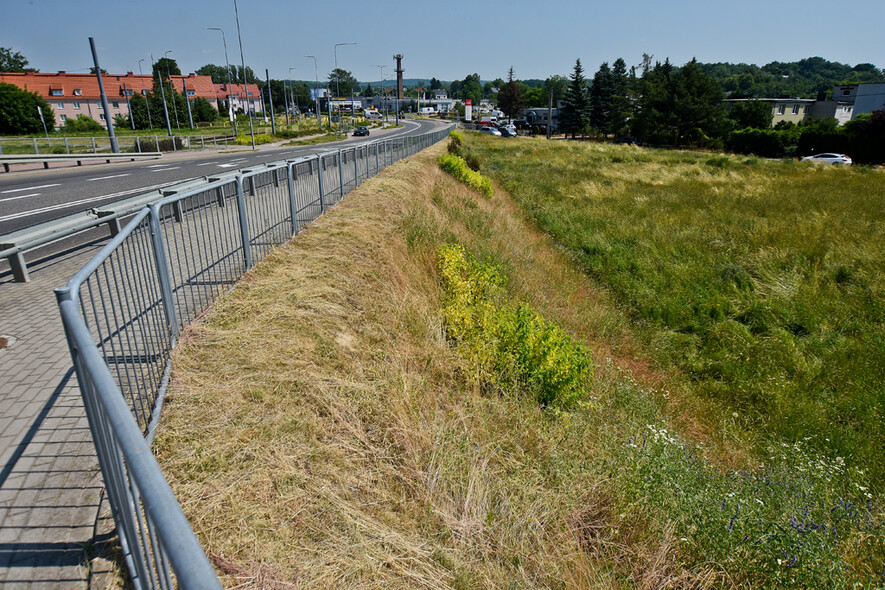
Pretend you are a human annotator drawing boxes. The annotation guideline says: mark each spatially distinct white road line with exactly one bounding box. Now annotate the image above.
[147,164,168,168]
[196,162,218,166]
[86,174,131,182]
[1,183,60,194]
[0,182,169,223]
[151,167,180,172]
[217,163,237,168]
[0,193,40,203]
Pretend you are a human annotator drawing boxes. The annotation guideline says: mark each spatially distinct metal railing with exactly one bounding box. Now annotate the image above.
[54,124,453,589]
[0,134,234,156]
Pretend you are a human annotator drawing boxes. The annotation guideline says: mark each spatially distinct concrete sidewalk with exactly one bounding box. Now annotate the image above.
[0,236,116,588]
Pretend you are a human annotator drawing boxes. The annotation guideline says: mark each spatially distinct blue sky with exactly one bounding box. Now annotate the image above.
[4,0,883,83]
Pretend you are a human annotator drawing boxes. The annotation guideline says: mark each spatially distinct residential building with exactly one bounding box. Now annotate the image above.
[0,71,261,129]
[724,98,815,127]
[811,83,885,125]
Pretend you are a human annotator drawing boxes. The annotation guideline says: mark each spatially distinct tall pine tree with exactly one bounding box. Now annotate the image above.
[497,67,525,121]
[560,59,591,139]
[589,62,614,136]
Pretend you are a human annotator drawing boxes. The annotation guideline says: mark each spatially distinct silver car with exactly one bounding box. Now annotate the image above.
[801,153,852,165]
[479,126,502,136]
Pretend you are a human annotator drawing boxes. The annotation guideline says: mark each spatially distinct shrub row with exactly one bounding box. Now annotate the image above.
[437,152,493,197]
[438,243,592,406]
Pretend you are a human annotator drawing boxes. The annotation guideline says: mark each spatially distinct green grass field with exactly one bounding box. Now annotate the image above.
[465,136,885,485]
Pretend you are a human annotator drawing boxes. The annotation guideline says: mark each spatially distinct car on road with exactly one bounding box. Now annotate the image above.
[353,126,370,136]
[801,152,852,165]
[479,127,502,136]
[613,136,642,146]
[498,126,517,137]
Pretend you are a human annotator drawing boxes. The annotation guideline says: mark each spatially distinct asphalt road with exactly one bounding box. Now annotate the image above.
[0,118,443,236]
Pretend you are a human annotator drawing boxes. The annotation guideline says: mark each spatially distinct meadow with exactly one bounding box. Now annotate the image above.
[465,136,885,486]
[154,136,885,588]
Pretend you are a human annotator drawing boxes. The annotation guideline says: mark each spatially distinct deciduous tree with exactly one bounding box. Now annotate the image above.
[0,82,54,134]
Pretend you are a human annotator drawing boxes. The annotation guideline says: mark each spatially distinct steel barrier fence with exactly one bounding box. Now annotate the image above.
[55,124,453,589]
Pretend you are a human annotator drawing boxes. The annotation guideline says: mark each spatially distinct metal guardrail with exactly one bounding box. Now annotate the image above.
[0,134,234,159]
[1,151,162,173]
[54,124,454,588]
[1,176,212,282]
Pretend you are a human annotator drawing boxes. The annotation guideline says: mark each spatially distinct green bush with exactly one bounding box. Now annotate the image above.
[64,114,103,133]
[727,127,785,158]
[438,153,493,197]
[438,243,592,407]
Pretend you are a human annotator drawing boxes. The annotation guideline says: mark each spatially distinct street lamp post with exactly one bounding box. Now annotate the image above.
[333,42,356,134]
[305,55,321,126]
[375,64,386,122]
[152,53,173,136]
[137,59,153,130]
[233,0,255,149]
[282,73,290,126]
[205,27,237,136]
[165,51,181,130]
[289,67,297,121]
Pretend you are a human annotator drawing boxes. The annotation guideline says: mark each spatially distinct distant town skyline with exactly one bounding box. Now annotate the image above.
[3,0,883,84]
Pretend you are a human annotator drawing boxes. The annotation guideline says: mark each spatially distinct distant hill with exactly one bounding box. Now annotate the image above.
[698,57,885,98]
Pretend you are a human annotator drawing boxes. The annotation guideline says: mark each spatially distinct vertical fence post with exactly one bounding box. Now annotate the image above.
[64,138,70,154]
[317,155,326,214]
[338,150,345,199]
[92,137,97,153]
[287,162,298,237]
[146,204,181,338]
[375,142,379,174]
[354,148,359,187]
[155,136,160,152]
[234,176,254,270]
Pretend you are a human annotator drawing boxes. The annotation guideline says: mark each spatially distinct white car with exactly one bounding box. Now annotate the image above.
[801,153,852,165]
[479,126,502,136]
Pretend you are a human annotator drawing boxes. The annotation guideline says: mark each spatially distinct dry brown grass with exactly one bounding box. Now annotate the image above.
[155,142,704,588]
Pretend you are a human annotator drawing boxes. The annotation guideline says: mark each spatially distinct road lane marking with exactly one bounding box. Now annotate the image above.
[196,162,218,166]
[1,184,60,194]
[0,182,169,223]
[150,167,180,172]
[0,193,40,203]
[86,174,131,182]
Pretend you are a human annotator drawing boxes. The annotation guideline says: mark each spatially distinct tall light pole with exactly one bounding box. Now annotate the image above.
[305,55,320,126]
[282,72,290,126]
[205,27,237,136]
[289,67,297,120]
[333,42,356,134]
[375,64,386,122]
[137,59,153,130]
[164,51,181,130]
[152,53,173,136]
[233,0,255,149]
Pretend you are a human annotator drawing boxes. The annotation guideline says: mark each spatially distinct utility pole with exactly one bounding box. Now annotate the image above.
[183,76,194,129]
[266,69,276,134]
[123,82,135,130]
[233,0,255,149]
[138,59,154,131]
[89,38,119,153]
[305,55,321,126]
[152,54,173,136]
[165,51,180,130]
[205,27,237,136]
[375,65,386,122]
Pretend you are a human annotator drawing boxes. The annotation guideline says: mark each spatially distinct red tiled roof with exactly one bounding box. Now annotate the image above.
[0,71,230,101]
[212,82,261,99]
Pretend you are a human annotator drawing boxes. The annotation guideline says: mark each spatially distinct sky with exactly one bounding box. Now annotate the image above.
[3,0,884,85]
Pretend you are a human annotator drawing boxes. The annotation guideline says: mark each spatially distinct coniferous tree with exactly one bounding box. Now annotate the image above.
[497,67,525,121]
[608,58,630,136]
[560,59,591,138]
[589,62,614,136]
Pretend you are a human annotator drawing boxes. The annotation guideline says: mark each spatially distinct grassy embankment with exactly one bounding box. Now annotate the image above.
[155,134,884,588]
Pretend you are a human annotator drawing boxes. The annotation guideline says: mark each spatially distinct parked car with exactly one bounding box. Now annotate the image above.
[353,126,370,137]
[499,126,517,137]
[479,127,502,136]
[801,153,852,165]
[613,136,642,146]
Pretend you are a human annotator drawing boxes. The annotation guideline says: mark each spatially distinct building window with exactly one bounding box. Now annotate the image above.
[50,88,63,96]
[142,89,149,96]
[57,102,64,109]
[60,114,67,122]
[112,101,119,108]
[73,102,81,109]
[842,89,851,96]
[804,105,810,114]
[99,113,106,121]
[187,89,195,96]
[74,89,82,96]
[777,105,785,115]
[792,105,800,115]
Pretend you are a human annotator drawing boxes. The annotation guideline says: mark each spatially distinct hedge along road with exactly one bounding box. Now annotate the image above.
[0,118,444,237]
